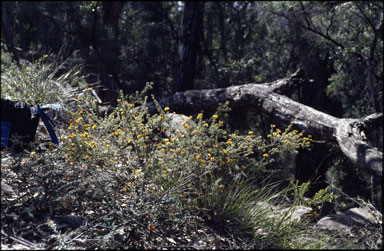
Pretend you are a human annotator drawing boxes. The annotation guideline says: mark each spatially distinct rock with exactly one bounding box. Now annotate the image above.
[291,206,313,221]
[279,206,313,221]
[316,206,381,231]
[164,113,190,138]
[1,182,14,195]
[343,207,378,225]
[316,215,351,231]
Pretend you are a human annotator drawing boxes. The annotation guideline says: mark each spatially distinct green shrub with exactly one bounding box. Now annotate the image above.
[3,81,339,249]
[1,49,84,106]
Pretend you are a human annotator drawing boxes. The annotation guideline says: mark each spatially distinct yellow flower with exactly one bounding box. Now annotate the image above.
[196,154,202,160]
[193,129,199,134]
[75,117,83,123]
[92,124,96,129]
[30,151,36,156]
[137,134,143,139]
[285,140,290,145]
[66,134,76,139]
[227,158,233,163]
[271,124,276,128]
[86,87,93,91]
[293,130,298,134]
[117,99,121,102]
[241,165,247,169]
[248,131,254,135]
[164,107,170,112]
[164,138,169,142]
[203,123,209,127]
[196,113,203,119]
[263,153,268,158]
[84,155,90,159]
[112,131,119,136]
[135,170,142,174]
[212,114,218,119]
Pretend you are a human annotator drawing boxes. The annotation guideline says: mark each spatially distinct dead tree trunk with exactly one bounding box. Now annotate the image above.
[148,69,383,178]
[176,2,205,92]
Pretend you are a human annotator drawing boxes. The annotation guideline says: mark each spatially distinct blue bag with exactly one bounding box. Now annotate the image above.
[1,99,63,151]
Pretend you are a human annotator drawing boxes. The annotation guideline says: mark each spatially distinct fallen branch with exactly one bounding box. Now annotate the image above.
[148,70,382,177]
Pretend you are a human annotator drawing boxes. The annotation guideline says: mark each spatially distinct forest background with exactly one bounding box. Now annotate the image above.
[2,0,383,211]
[1,1,383,249]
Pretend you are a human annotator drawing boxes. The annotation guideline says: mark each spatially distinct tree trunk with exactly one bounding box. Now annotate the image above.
[1,2,22,65]
[176,2,205,92]
[148,69,383,178]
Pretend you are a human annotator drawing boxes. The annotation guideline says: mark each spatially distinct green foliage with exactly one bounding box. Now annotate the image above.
[1,49,84,106]
[2,1,382,247]
[2,82,333,249]
[290,180,333,207]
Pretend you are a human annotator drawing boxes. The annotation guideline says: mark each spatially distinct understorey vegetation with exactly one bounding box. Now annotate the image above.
[1,85,317,248]
[1,49,382,249]
[1,1,382,248]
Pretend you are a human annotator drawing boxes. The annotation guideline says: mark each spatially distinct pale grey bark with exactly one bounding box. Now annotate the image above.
[149,69,383,177]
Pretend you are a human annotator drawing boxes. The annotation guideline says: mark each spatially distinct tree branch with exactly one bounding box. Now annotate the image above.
[149,70,382,177]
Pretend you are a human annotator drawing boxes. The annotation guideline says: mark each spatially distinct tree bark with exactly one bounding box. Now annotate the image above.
[176,2,205,92]
[148,69,382,178]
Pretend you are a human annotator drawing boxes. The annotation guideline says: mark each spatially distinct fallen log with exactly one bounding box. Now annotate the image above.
[147,69,382,177]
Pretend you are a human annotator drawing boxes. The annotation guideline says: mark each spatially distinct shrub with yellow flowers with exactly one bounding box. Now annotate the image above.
[61,84,313,211]
[4,82,318,249]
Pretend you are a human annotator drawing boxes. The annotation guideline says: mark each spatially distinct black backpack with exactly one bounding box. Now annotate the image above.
[1,99,60,152]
